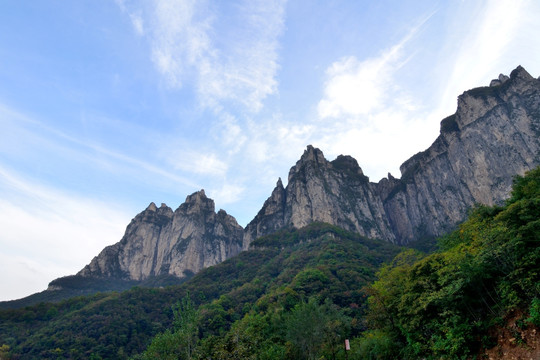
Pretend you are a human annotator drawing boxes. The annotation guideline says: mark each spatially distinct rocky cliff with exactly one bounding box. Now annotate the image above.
[77,65,540,285]
[243,147,396,247]
[78,190,243,280]
[244,66,540,246]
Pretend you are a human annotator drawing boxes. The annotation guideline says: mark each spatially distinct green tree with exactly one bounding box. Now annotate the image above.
[0,344,11,360]
[285,298,349,360]
[135,294,199,360]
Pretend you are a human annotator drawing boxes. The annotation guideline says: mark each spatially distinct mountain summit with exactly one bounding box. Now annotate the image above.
[78,190,243,281]
[36,65,540,295]
[245,66,540,246]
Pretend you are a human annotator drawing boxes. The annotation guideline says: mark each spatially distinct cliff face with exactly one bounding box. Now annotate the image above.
[380,66,540,243]
[78,65,540,284]
[78,190,243,280]
[245,66,540,245]
[243,147,395,248]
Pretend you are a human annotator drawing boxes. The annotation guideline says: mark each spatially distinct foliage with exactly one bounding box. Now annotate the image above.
[133,294,199,360]
[2,167,538,359]
[527,298,540,327]
[0,222,400,359]
[360,167,540,358]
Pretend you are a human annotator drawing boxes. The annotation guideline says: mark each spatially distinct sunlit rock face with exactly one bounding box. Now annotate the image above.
[245,66,540,245]
[79,65,540,284]
[78,190,244,280]
[243,146,395,248]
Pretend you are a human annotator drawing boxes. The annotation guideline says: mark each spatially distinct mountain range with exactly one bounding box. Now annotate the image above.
[3,65,540,307]
[1,66,539,360]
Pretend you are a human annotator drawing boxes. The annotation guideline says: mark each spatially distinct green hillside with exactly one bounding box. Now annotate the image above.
[1,168,538,359]
[0,223,401,359]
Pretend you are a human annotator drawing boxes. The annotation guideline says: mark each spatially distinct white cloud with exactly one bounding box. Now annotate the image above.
[312,21,437,180]
[318,53,399,119]
[150,0,212,88]
[119,0,286,112]
[317,16,429,121]
[212,112,248,155]
[0,166,130,300]
[210,182,245,206]
[130,13,144,35]
[165,149,228,176]
[116,0,145,36]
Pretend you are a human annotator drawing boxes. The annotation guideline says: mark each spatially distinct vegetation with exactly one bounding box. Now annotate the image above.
[357,167,540,358]
[0,223,401,359]
[1,167,538,359]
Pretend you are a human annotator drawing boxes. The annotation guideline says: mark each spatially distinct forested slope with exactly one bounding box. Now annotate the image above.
[1,168,538,359]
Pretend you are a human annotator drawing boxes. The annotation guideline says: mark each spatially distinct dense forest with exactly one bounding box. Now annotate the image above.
[1,167,539,359]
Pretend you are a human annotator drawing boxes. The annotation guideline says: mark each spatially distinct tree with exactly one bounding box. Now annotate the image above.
[136,293,199,360]
[285,298,350,360]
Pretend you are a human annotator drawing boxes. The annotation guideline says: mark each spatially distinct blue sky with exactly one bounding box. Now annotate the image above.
[1,0,540,301]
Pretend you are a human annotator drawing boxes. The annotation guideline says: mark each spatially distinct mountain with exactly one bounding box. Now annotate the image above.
[0,223,403,359]
[2,65,539,308]
[1,167,538,359]
[245,65,540,246]
[79,190,244,281]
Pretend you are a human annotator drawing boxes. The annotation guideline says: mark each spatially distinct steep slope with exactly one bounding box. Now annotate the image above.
[78,190,244,281]
[243,148,395,247]
[0,223,402,359]
[245,66,540,245]
[380,65,540,243]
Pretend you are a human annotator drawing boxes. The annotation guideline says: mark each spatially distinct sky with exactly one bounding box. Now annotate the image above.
[1,0,540,301]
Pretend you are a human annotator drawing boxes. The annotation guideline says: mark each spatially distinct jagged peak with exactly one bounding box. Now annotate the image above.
[288,146,328,181]
[185,189,208,202]
[179,189,215,213]
[146,202,158,212]
[331,154,365,176]
[296,145,327,166]
[510,65,533,81]
[276,177,284,188]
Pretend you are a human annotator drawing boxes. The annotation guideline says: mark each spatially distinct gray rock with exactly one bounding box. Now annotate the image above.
[78,190,243,280]
[78,66,540,284]
[499,73,510,83]
[244,66,540,245]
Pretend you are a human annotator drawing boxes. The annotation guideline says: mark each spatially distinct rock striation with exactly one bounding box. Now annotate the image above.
[244,66,540,246]
[78,190,243,280]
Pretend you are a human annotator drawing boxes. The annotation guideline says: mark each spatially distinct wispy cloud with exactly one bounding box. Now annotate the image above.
[0,103,200,189]
[0,165,130,300]
[310,18,438,180]
[436,0,540,116]
[121,0,287,113]
[165,148,229,176]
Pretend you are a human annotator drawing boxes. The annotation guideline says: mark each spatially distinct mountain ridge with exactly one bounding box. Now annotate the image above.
[246,65,540,246]
[43,65,540,285]
[3,65,539,307]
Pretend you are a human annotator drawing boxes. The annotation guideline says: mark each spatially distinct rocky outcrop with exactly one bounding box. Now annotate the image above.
[381,65,540,243]
[78,190,243,280]
[243,147,395,248]
[245,66,540,245]
[78,65,540,285]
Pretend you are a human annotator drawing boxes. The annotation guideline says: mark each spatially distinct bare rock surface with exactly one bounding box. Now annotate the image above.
[245,66,540,245]
[78,190,243,280]
[78,66,540,284]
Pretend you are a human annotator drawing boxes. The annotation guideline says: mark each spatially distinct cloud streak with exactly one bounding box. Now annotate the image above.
[0,165,130,300]
[123,0,287,113]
